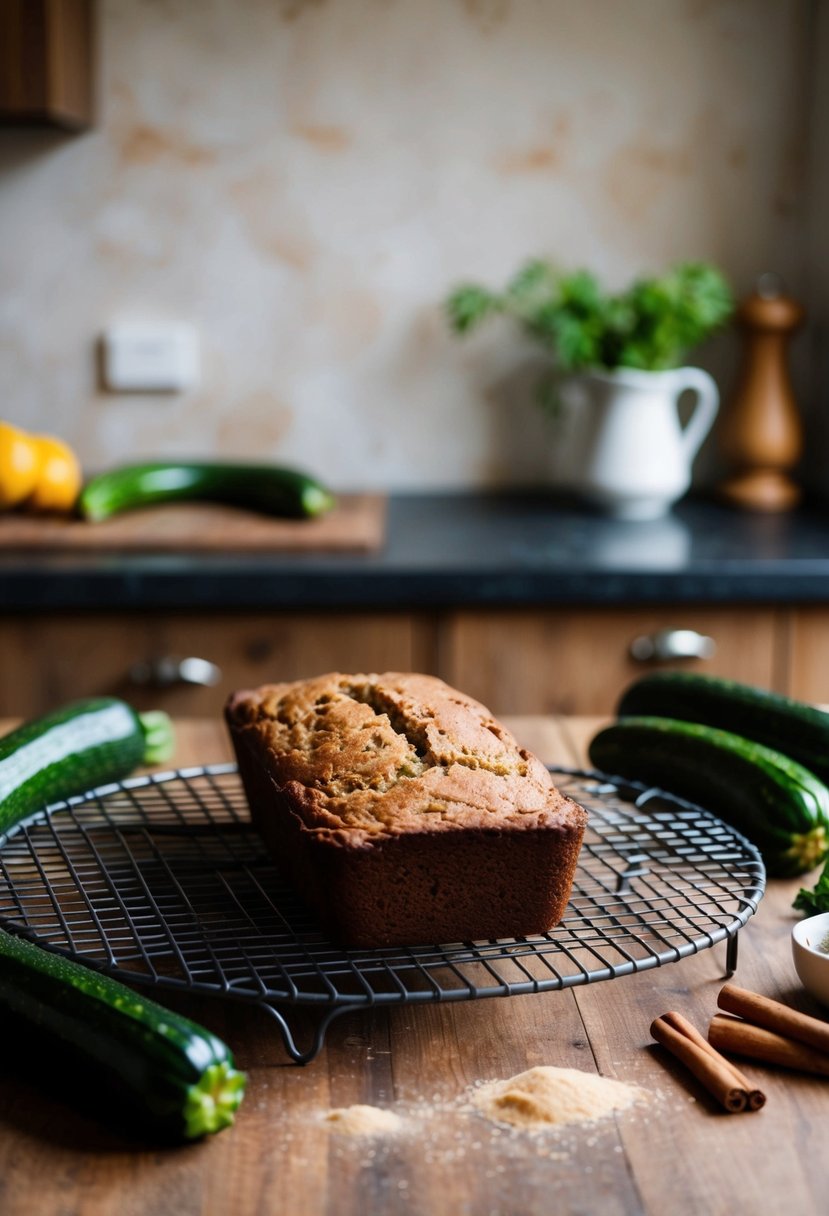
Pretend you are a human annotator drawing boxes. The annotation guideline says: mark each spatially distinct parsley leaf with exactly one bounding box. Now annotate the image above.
[794,858,829,917]
[446,260,733,373]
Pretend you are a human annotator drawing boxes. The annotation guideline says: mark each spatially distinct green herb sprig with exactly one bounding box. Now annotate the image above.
[446,260,733,373]
[794,858,829,917]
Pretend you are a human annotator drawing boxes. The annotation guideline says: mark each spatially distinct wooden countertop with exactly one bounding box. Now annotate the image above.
[0,716,826,1216]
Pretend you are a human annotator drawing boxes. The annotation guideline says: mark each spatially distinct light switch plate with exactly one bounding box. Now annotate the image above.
[102,323,200,392]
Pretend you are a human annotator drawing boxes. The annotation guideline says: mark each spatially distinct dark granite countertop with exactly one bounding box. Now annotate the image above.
[4,493,829,611]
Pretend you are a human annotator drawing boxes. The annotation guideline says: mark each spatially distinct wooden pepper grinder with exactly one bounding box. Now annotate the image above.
[718,274,805,511]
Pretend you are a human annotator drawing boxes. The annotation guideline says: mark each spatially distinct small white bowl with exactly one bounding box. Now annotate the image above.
[792,912,829,1007]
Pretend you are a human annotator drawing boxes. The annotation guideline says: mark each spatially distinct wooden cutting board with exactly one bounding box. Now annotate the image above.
[0,493,386,553]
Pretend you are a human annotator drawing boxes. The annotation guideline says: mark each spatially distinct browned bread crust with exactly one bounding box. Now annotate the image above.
[225,672,587,948]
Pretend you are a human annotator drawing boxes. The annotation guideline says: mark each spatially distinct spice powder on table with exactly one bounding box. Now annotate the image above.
[324,1104,405,1136]
[473,1066,647,1130]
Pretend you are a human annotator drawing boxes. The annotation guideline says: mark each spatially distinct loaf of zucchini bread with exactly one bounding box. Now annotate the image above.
[225,672,587,948]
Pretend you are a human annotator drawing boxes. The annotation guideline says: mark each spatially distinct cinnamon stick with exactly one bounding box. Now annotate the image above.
[651,1012,753,1112]
[660,1010,766,1111]
[718,983,829,1056]
[709,1013,829,1078]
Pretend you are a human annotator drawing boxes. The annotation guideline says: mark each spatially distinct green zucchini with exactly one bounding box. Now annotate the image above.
[588,716,829,876]
[78,461,335,522]
[618,672,829,785]
[0,698,175,839]
[0,927,245,1139]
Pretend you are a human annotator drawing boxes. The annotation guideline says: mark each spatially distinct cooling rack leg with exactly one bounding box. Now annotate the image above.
[258,1002,366,1065]
[725,931,738,977]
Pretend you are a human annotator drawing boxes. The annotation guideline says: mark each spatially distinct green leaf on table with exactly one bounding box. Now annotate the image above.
[794,857,829,916]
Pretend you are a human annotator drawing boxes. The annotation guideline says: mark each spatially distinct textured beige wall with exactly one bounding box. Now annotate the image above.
[0,0,816,490]
[804,0,829,493]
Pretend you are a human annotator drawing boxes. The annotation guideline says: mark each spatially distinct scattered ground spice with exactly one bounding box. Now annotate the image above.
[472,1066,647,1130]
[323,1104,405,1136]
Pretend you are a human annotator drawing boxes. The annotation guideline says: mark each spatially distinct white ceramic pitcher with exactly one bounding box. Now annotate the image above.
[559,366,719,520]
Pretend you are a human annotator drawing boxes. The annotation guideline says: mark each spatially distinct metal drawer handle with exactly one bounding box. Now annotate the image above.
[630,629,716,663]
[127,656,223,688]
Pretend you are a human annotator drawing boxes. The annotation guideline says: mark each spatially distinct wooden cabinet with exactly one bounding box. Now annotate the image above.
[0,611,436,719]
[784,608,829,703]
[0,603,802,719]
[439,606,787,715]
[0,0,95,129]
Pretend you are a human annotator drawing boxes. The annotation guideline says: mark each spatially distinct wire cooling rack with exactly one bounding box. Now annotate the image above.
[0,764,765,1063]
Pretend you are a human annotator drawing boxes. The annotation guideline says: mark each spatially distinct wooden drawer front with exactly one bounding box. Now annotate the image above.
[0,612,437,718]
[785,608,829,703]
[440,607,783,715]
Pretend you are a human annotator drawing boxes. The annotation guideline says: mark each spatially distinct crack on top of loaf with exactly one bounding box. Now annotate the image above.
[338,679,528,780]
[339,679,432,762]
[253,678,533,816]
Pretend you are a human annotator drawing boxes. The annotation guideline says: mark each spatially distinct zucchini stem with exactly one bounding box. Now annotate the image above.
[183,1061,247,1139]
[302,483,336,517]
[138,711,176,766]
[786,825,829,873]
